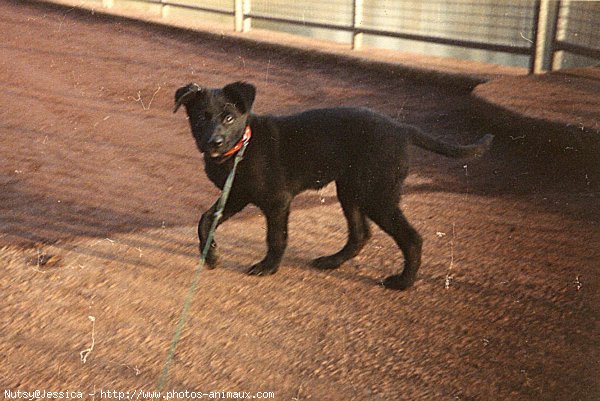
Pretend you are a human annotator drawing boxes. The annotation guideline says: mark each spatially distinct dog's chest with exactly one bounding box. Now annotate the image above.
[205,161,230,190]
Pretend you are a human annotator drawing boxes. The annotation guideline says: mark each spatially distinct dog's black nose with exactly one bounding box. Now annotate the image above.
[209,135,225,149]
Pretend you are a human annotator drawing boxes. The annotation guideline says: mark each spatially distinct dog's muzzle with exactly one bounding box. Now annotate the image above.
[207,135,227,158]
[206,125,252,160]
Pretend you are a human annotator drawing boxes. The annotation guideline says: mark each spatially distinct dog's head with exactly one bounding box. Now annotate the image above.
[174,81,256,160]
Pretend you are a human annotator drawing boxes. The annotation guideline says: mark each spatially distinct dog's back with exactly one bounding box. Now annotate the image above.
[269,107,411,193]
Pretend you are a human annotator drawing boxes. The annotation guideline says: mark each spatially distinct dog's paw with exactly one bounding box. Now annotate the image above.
[202,251,219,270]
[311,255,343,270]
[200,242,218,269]
[247,262,278,276]
[381,274,415,291]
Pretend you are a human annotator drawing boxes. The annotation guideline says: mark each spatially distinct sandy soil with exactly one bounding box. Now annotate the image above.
[1,2,598,400]
[474,68,600,133]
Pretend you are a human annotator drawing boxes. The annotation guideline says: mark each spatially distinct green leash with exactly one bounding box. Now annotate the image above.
[155,140,249,396]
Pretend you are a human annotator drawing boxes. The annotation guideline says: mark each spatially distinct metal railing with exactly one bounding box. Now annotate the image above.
[100,0,599,73]
[550,0,600,70]
[160,1,232,16]
[244,0,539,71]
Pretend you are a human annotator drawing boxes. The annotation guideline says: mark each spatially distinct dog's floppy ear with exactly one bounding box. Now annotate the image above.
[222,81,256,114]
[173,83,202,113]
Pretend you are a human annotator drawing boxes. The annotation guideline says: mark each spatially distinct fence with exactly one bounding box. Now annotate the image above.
[99,0,599,73]
[550,0,600,70]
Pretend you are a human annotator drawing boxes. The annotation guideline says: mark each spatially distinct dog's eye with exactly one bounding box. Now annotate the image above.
[223,114,234,125]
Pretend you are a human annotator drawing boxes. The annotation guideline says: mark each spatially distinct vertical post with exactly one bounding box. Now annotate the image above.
[528,0,541,74]
[532,0,560,73]
[235,0,251,32]
[234,0,242,32]
[352,0,363,50]
[549,0,562,70]
[161,0,169,18]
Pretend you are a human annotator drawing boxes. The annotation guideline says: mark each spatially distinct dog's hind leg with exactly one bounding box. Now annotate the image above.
[365,204,422,290]
[312,181,371,270]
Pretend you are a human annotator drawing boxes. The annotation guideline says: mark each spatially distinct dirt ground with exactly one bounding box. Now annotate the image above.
[473,67,600,134]
[1,1,598,400]
[472,66,600,156]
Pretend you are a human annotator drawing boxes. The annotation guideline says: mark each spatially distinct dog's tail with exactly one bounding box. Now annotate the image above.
[409,127,494,158]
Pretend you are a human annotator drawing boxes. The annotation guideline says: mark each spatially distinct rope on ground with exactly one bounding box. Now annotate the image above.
[154,142,249,398]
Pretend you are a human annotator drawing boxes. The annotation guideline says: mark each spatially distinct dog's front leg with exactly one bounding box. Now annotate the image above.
[247,196,291,276]
[198,197,247,268]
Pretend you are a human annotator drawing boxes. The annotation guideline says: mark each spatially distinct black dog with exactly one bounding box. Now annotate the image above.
[174,81,493,290]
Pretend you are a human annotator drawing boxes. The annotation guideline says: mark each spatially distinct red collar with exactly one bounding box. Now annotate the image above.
[222,125,252,158]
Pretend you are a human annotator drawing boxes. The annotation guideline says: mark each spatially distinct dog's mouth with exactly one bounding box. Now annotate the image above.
[205,132,248,162]
[198,140,235,161]
[200,124,251,163]
[205,145,238,163]
[208,151,233,163]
